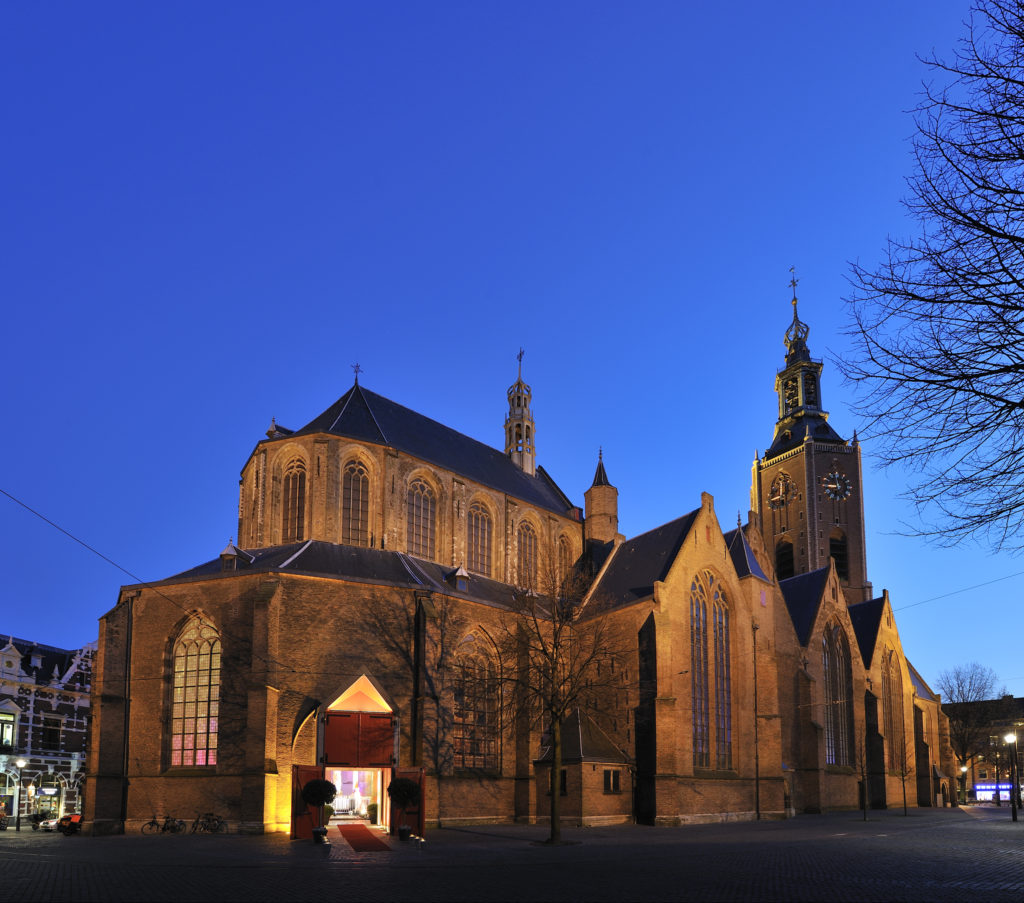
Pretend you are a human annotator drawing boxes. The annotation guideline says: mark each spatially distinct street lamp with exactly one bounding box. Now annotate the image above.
[14,758,26,832]
[960,765,968,805]
[1005,733,1019,823]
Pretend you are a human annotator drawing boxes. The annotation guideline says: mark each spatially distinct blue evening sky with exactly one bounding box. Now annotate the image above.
[4,2,1019,694]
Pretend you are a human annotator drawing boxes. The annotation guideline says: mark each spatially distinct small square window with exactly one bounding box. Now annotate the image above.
[603,769,621,793]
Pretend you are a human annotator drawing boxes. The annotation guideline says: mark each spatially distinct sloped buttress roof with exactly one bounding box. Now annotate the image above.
[778,567,831,647]
[847,595,885,669]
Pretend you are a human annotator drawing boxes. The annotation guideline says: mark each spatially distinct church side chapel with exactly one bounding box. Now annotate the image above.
[84,294,954,834]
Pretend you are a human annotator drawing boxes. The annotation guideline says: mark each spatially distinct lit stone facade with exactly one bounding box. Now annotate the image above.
[0,637,94,825]
[84,303,954,834]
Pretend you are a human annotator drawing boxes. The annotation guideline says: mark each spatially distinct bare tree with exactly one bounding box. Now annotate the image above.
[841,0,1024,550]
[895,736,915,816]
[937,662,1007,776]
[495,568,630,845]
[358,591,467,780]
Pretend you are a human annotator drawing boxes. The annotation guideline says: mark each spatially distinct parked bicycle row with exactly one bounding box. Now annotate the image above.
[141,813,228,835]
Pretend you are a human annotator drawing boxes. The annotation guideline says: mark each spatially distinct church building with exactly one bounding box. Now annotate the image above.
[84,294,954,834]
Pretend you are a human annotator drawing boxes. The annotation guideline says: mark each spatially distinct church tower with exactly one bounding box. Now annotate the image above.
[751,278,872,602]
[504,350,536,475]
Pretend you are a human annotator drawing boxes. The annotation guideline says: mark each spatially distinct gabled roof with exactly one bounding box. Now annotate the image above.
[722,527,769,582]
[847,595,885,669]
[163,541,524,612]
[281,383,576,517]
[586,509,700,614]
[778,567,830,646]
[534,708,628,764]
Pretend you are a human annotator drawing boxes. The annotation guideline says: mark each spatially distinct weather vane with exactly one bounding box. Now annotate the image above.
[352,363,362,385]
[789,265,799,303]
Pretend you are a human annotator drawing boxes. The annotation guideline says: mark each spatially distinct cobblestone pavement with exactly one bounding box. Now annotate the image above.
[1,807,1022,902]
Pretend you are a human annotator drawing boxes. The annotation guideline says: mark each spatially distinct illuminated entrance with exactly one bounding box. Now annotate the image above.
[323,675,394,831]
[325,768,382,819]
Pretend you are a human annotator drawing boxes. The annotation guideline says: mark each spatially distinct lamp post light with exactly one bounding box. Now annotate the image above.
[14,758,26,832]
[960,765,968,805]
[1005,733,1019,823]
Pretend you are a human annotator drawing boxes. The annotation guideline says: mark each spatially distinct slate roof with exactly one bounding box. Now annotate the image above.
[765,415,845,459]
[162,540,524,612]
[847,595,885,669]
[586,510,700,614]
[534,708,628,764]
[778,567,830,646]
[279,383,576,517]
[591,455,610,487]
[722,527,769,582]
[2,636,94,683]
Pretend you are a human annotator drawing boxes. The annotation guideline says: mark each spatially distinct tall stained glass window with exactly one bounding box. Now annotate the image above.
[170,618,221,767]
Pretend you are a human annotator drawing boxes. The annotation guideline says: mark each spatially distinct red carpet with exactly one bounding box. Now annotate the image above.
[337,823,392,851]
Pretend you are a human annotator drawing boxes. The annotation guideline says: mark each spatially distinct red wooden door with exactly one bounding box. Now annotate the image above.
[291,764,324,839]
[324,712,394,766]
[390,767,425,837]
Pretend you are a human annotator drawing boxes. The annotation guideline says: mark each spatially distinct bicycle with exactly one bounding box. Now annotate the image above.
[142,815,186,835]
[191,812,227,834]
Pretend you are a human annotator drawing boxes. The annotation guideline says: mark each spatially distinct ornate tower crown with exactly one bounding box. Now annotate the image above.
[504,349,536,475]
[784,268,811,364]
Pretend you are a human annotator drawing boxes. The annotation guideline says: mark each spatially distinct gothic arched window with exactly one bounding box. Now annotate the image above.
[775,539,794,580]
[282,458,306,543]
[712,588,732,770]
[342,460,370,547]
[467,503,492,577]
[691,571,731,770]
[407,479,436,560]
[557,535,573,587]
[170,617,221,767]
[452,644,498,770]
[882,648,905,770]
[829,531,849,581]
[517,521,537,589]
[822,624,853,766]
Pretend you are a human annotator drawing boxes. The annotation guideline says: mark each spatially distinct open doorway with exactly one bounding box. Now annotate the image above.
[326,767,390,828]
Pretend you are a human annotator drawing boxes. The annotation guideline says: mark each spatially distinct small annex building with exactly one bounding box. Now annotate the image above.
[84,297,954,834]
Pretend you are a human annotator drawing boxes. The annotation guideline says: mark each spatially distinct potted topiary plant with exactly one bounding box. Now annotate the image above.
[387,777,420,841]
[366,802,378,825]
[301,778,337,844]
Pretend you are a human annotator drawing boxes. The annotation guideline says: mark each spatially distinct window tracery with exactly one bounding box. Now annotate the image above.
[823,624,853,766]
[452,644,498,770]
[282,458,306,543]
[691,570,731,770]
[467,503,492,577]
[342,460,370,546]
[517,521,537,589]
[407,478,436,560]
[170,617,220,767]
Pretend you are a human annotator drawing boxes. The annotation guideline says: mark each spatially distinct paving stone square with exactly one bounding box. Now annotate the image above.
[1,808,1022,903]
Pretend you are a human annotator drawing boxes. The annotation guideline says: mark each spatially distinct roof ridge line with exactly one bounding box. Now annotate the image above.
[326,388,356,433]
[396,553,425,586]
[356,385,390,446]
[279,540,313,569]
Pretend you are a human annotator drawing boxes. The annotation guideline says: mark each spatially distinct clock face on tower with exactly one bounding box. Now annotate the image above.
[768,474,797,509]
[823,471,852,500]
